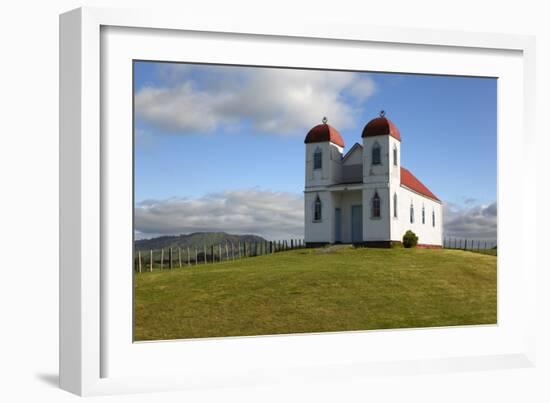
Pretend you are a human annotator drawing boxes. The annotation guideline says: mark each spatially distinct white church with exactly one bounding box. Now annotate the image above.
[304,112,443,248]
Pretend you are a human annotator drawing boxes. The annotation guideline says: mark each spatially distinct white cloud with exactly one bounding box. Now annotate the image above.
[443,201,497,241]
[135,188,497,243]
[135,65,377,135]
[135,189,304,240]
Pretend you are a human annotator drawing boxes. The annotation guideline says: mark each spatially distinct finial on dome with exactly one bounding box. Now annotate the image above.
[322,116,328,124]
[379,110,386,118]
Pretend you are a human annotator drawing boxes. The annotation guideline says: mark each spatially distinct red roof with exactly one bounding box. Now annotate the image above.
[304,123,345,147]
[400,167,440,202]
[362,116,401,141]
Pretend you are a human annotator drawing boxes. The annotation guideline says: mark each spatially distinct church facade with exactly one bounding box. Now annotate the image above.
[304,112,443,248]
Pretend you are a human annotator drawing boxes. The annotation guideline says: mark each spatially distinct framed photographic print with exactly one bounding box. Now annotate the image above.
[60,7,537,396]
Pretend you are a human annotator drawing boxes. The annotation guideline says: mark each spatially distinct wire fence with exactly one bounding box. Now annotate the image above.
[134,238,305,273]
[443,237,497,254]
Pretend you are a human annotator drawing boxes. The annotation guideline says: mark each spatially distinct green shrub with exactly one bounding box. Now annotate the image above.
[402,230,419,248]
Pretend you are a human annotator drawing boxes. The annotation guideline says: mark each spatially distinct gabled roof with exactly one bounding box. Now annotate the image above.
[342,142,363,163]
[400,167,440,202]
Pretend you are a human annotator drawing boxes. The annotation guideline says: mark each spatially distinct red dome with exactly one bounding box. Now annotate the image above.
[362,113,401,141]
[304,122,345,147]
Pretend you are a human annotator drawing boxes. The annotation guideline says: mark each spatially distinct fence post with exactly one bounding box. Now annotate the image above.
[204,244,207,264]
[178,247,182,268]
[160,249,164,270]
[195,247,198,265]
[169,248,173,270]
[138,250,142,273]
[150,249,153,272]
[187,247,190,265]
[291,239,294,249]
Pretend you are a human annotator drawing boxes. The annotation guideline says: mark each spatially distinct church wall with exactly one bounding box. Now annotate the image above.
[395,186,442,246]
[304,142,343,188]
[362,135,391,183]
[389,137,401,182]
[342,144,363,165]
[362,186,391,241]
[304,190,333,244]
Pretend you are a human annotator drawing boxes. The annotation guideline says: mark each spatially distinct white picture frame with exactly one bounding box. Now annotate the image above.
[59,6,537,396]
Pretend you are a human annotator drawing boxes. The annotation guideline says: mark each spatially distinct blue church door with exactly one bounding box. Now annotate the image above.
[351,205,363,243]
[334,208,342,243]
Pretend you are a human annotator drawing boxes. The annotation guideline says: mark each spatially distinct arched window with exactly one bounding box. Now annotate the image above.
[393,193,398,218]
[393,145,398,166]
[372,142,381,165]
[313,147,322,170]
[314,195,322,221]
[371,191,381,218]
[422,206,426,224]
[432,209,436,227]
[410,203,414,223]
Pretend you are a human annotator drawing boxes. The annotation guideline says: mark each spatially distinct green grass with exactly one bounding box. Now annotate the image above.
[468,248,497,256]
[134,246,496,341]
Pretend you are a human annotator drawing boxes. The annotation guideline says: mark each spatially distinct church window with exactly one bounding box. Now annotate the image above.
[432,209,436,227]
[410,203,414,223]
[393,193,398,218]
[393,145,398,166]
[314,195,322,221]
[313,147,322,170]
[371,191,381,218]
[372,143,381,165]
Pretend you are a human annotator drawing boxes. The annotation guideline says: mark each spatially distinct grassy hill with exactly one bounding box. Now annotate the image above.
[134,246,497,341]
[135,232,267,252]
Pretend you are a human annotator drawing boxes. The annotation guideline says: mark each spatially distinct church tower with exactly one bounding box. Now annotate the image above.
[304,117,345,188]
[361,111,402,243]
[303,117,345,245]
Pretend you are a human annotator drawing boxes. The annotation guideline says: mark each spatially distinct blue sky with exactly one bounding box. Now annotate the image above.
[134,61,497,241]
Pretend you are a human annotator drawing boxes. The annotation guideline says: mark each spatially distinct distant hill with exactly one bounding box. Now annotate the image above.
[135,232,267,252]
